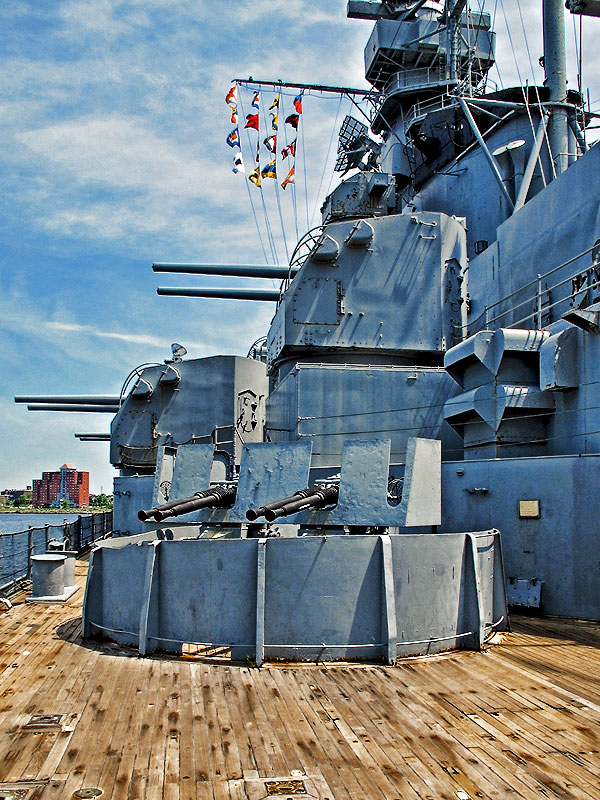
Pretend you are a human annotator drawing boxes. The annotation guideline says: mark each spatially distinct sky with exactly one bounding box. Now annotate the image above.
[2,0,600,494]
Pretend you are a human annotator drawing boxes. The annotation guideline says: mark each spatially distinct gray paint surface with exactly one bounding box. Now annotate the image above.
[84,530,506,661]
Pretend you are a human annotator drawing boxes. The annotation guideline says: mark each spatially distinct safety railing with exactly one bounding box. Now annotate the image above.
[462,244,599,338]
[0,511,112,597]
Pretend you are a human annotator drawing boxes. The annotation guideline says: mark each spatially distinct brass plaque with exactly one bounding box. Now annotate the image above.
[264,780,306,796]
[519,500,540,519]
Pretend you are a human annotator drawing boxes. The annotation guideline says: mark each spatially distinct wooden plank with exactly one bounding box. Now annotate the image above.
[122,658,163,800]
[188,662,216,800]
[176,663,196,800]
[95,657,146,800]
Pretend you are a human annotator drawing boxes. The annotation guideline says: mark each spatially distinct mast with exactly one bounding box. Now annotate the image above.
[543,0,569,176]
[445,0,467,83]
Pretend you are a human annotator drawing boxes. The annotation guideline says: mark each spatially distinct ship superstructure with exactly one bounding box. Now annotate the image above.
[15,0,600,661]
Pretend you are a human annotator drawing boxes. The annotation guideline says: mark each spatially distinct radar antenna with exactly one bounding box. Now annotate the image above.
[335,115,381,174]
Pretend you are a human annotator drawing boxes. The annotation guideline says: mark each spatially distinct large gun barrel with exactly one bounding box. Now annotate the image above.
[25,404,120,412]
[15,395,120,405]
[153,263,298,279]
[74,433,112,442]
[138,483,237,523]
[157,286,280,301]
[247,484,339,523]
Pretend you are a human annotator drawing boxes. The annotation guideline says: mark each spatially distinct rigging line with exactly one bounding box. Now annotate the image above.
[467,1,488,93]
[242,175,270,266]
[274,177,290,263]
[292,394,600,435]
[489,0,503,89]
[515,0,537,88]
[287,387,600,433]
[579,14,583,102]
[498,0,523,86]
[520,86,548,189]
[514,0,554,182]
[261,98,289,263]
[311,94,344,229]
[298,419,600,452]
[280,92,299,245]
[238,87,277,263]
[282,373,600,425]
[321,99,350,223]
[572,14,581,97]
[236,85,271,265]
[299,101,310,233]
[259,184,279,264]
[246,90,279,263]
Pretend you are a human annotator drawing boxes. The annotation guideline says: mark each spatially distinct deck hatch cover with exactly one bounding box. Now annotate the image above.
[73,790,103,799]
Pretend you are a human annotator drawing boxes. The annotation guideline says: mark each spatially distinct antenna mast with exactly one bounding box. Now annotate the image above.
[543,0,569,175]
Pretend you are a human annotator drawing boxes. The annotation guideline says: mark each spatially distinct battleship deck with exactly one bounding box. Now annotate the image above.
[0,557,599,800]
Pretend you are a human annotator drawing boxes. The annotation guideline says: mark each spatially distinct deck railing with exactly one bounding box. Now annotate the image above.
[0,511,112,597]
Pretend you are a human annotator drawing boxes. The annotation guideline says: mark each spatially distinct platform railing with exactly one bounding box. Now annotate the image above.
[459,244,598,338]
[0,511,112,597]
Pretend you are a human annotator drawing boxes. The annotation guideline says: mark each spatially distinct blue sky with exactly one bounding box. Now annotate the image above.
[2,0,598,494]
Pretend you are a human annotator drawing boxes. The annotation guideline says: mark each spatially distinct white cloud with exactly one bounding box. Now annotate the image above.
[18,116,214,198]
[46,320,169,348]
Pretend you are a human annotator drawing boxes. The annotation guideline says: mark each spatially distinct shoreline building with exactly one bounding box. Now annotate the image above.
[32,464,89,508]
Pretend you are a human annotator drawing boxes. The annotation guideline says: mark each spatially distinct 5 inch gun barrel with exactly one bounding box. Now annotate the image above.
[157,286,280,301]
[153,263,298,279]
[247,484,339,523]
[138,484,237,523]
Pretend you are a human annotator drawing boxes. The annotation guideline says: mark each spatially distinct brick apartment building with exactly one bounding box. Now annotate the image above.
[32,464,89,508]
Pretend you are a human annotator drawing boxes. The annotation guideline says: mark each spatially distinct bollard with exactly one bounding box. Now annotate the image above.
[28,554,79,602]
[61,551,78,588]
[30,554,66,598]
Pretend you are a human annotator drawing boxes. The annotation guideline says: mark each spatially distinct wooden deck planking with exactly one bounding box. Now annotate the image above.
[0,560,599,799]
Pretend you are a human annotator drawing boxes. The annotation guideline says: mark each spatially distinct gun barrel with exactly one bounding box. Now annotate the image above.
[137,491,207,522]
[246,488,316,521]
[265,485,339,521]
[74,433,111,442]
[152,484,237,522]
[157,287,280,301]
[138,492,204,522]
[15,395,120,405]
[153,263,298,279]
[26,404,120,413]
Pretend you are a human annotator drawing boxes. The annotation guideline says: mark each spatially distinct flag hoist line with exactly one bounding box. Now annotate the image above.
[226,79,366,268]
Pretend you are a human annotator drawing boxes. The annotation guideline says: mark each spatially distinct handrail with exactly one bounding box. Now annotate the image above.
[464,244,598,336]
[0,511,113,596]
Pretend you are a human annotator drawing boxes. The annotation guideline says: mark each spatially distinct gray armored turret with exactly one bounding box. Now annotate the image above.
[17,0,600,662]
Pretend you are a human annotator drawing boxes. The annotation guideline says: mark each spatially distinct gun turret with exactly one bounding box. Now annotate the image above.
[246,484,339,522]
[138,483,237,523]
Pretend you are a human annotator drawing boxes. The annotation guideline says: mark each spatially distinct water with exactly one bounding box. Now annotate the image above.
[0,513,89,590]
